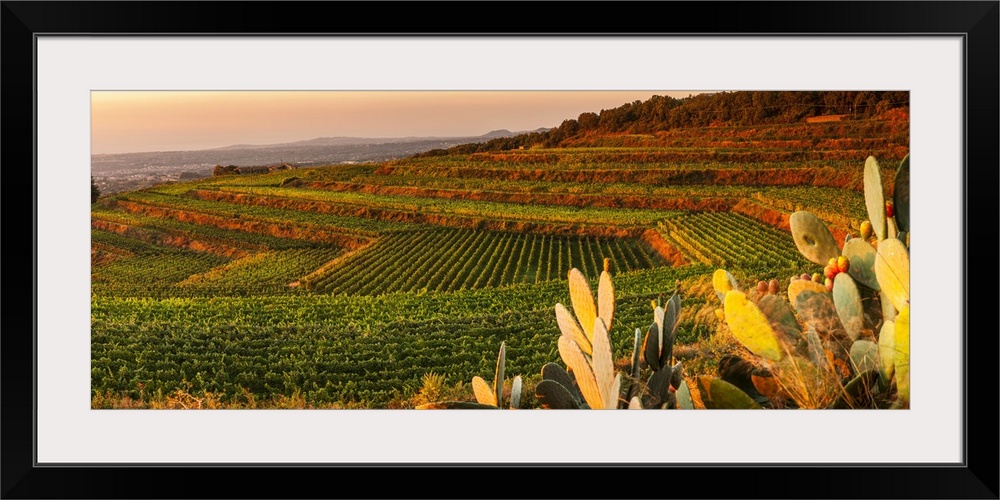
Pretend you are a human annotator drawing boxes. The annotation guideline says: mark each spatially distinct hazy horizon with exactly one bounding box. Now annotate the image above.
[91,90,708,155]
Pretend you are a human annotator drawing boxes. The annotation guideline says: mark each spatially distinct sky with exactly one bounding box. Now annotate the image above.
[90,91,706,154]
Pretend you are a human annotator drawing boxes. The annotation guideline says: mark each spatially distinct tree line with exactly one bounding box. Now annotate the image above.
[414,91,909,156]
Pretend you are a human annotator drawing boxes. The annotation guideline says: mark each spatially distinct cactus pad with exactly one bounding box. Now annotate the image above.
[794,290,852,361]
[598,269,615,333]
[568,268,598,341]
[643,365,673,409]
[864,156,887,240]
[758,293,803,346]
[494,341,506,407]
[713,269,739,304]
[643,293,682,370]
[833,273,864,341]
[558,335,604,409]
[534,379,580,409]
[805,327,827,369]
[676,380,695,409]
[788,279,829,305]
[590,319,616,409]
[627,328,642,401]
[510,376,522,409]
[643,321,667,371]
[878,320,896,381]
[724,290,784,361]
[842,238,879,290]
[790,211,841,265]
[836,370,883,408]
[887,217,898,240]
[894,306,910,402]
[541,362,580,403]
[670,361,684,390]
[664,293,682,349]
[472,376,497,406]
[894,154,910,232]
[694,376,762,409]
[880,289,898,323]
[849,340,880,374]
[874,237,910,313]
[555,303,591,355]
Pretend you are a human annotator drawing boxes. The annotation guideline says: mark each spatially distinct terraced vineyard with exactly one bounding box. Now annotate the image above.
[92,110,909,409]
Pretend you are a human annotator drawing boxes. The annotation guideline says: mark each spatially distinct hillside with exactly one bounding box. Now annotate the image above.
[91,91,910,409]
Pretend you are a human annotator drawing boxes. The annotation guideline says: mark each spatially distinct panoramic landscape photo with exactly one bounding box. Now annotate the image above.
[90,90,911,410]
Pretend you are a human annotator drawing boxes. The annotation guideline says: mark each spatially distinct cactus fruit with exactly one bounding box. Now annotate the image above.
[790,211,841,265]
[837,256,850,273]
[860,220,873,240]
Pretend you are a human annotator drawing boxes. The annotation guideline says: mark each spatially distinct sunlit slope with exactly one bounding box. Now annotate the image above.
[90,116,909,407]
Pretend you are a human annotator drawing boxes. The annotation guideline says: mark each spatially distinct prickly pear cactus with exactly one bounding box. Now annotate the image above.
[709,153,911,409]
[417,341,523,409]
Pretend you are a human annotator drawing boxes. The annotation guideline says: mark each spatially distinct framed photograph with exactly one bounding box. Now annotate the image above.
[3,2,996,498]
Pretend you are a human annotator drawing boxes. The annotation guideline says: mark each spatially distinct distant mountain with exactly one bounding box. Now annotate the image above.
[209,129,543,151]
[91,129,549,194]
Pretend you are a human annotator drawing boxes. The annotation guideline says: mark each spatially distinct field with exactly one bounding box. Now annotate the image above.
[91,117,909,409]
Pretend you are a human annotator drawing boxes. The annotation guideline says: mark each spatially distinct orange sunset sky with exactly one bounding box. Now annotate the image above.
[91,90,707,154]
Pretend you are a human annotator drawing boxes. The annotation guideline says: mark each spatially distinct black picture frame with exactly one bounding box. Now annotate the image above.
[2,2,996,498]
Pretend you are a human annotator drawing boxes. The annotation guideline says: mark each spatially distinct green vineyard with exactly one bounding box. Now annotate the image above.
[91,100,910,409]
[304,228,666,296]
